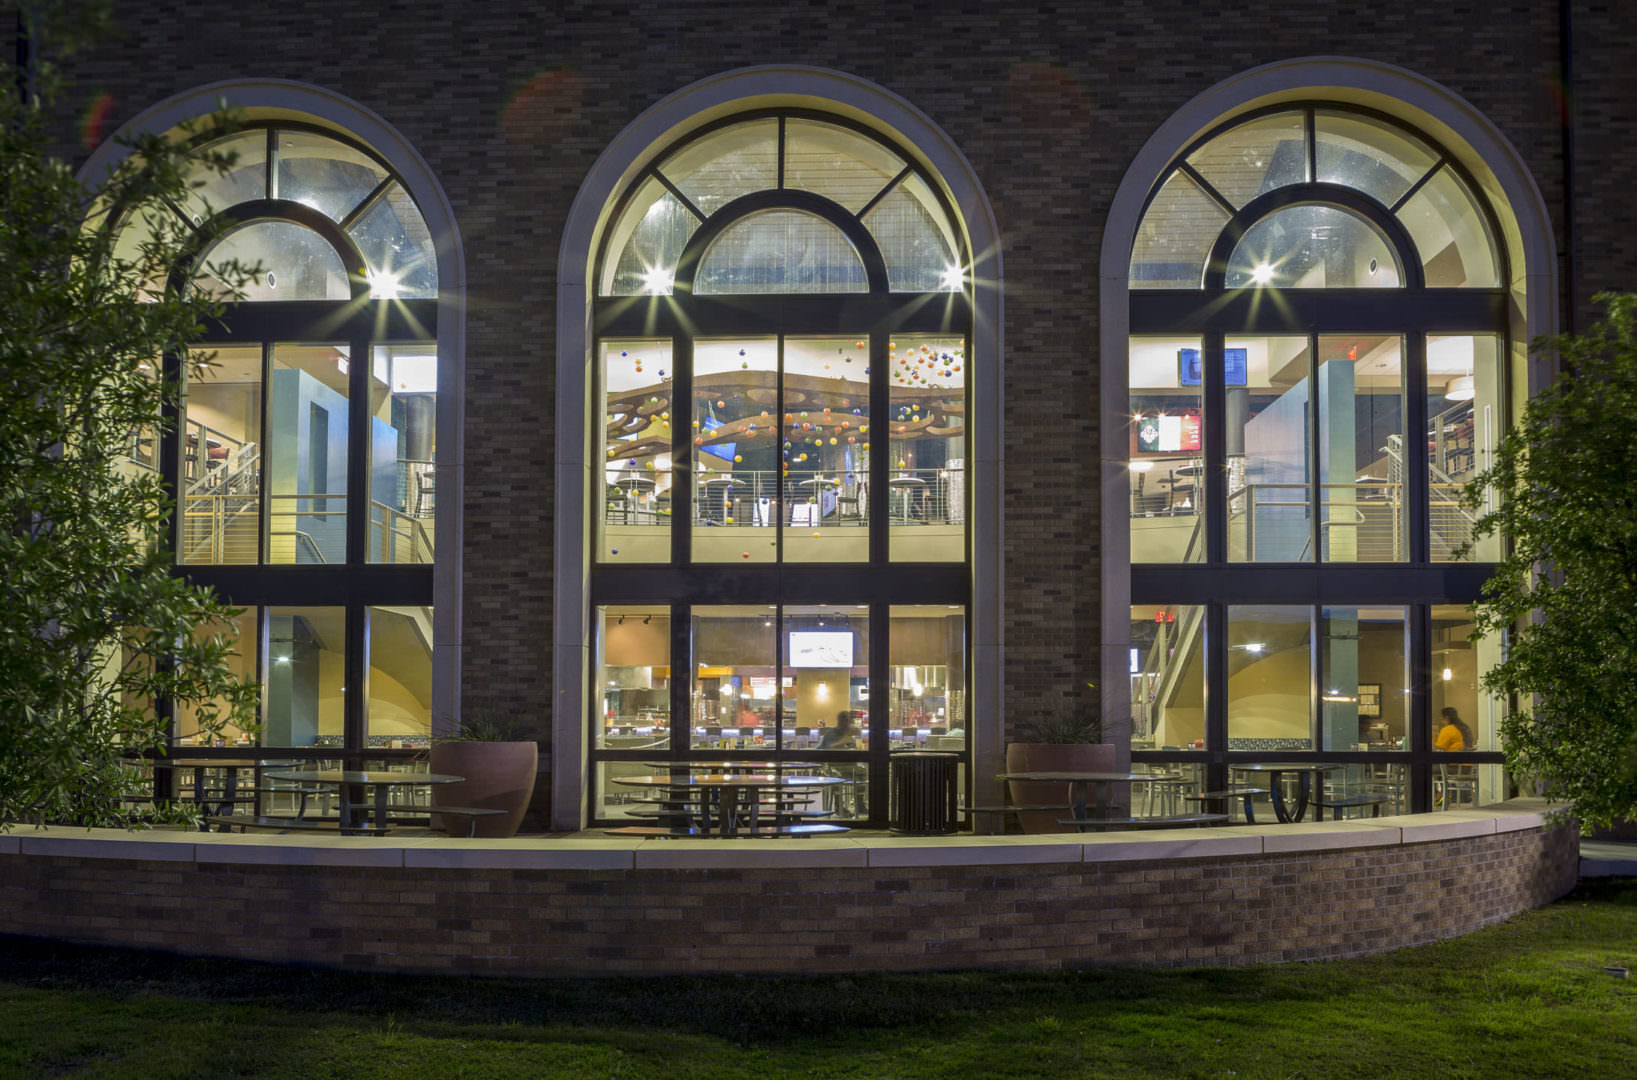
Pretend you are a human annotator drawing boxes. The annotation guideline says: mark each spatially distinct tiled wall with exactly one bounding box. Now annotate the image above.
[0,819,1579,974]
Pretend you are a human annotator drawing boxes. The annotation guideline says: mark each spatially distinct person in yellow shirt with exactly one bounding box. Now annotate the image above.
[1435,707,1473,751]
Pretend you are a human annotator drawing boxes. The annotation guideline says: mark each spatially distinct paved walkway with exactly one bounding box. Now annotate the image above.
[1581,840,1637,877]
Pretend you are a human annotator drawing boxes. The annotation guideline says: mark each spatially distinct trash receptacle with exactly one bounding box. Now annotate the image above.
[890,751,960,834]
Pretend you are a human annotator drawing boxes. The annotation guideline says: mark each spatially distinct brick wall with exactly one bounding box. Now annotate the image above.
[49,0,1637,734]
[0,821,1579,974]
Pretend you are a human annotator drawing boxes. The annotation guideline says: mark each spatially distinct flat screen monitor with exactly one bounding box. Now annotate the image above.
[1178,347,1247,387]
[787,630,854,668]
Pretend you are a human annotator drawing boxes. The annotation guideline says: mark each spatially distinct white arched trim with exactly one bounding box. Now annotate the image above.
[1096,56,1559,746]
[554,66,1005,829]
[80,79,467,734]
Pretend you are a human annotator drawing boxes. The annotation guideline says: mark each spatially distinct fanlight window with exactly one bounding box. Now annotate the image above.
[198,221,349,301]
[1133,106,1500,289]
[1225,205,1402,289]
[599,114,961,296]
[117,125,437,300]
[694,209,867,294]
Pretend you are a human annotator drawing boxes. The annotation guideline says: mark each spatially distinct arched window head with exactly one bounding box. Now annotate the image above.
[1132,105,1500,290]
[599,112,963,297]
[114,124,437,301]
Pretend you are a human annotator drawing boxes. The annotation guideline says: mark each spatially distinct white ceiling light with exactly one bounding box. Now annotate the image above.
[1444,375,1476,401]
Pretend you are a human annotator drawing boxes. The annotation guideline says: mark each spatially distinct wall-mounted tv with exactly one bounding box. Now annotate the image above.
[787,630,854,668]
[1178,347,1248,387]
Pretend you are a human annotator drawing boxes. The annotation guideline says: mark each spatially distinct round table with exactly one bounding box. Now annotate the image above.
[1229,762,1345,823]
[264,769,463,831]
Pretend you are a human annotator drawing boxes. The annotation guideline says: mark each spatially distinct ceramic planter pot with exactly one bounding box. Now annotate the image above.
[429,741,538,838]
[1005,741,1116,833]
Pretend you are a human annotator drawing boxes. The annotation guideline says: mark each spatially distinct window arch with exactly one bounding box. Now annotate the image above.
[581,106,979,829]
[103,116,448,759]
[1102,68,1555,821]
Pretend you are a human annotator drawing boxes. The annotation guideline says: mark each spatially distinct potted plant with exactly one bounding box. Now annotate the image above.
[1005,708,1112,834]
[429,717,538,838]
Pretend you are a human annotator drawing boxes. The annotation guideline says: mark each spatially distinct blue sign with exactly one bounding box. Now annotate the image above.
[1178,348,1248,387]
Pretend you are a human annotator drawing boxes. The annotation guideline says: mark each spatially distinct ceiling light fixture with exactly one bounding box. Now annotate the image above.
[1250,262,1275,285]
[1444,374,1476,401]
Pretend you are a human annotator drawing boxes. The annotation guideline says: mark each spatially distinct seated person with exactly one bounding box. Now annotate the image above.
[818,710,857,750]
[1435,707,1473,751]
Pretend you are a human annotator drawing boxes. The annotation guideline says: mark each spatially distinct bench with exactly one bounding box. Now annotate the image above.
[204,814,391,836]
[384,804,508,837]
[1182,788,1269,824]
[1308,792,1392,820]
[1057,812,1229,832]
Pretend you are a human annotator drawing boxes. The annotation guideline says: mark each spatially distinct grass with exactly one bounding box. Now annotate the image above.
[0,879,1633,1080]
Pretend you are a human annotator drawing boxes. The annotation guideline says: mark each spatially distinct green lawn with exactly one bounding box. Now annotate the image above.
[1,879,1633,1080]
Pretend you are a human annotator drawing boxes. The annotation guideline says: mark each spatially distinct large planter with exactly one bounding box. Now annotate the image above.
[429,741,538,838]
[1005,741,1116,834]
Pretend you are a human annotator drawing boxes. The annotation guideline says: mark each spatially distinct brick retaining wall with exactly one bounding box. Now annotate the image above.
[0,806,1578,975]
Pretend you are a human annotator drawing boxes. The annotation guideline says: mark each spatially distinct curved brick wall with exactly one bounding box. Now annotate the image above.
[0,804,1577,974]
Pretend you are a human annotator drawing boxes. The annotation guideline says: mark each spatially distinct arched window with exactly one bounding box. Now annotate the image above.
[112,122,442,756]
[588,111,972,826]
[1121,102,1513,813]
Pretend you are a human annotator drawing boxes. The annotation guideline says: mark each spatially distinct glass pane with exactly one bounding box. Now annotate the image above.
[602,176,699,296]
[786,606,869,750]
[1396,164,1500,287]
[600,339,675,564]
[1130,605,1205,751]
[179,131,266,226]
[596,606,672,750]
[1432,605,1504,757]
[1320,606,1406,751]
[1226,205,1400,288]
[368,605,432,749]
[112,207,183,299]
[369,345,437,564]
[690,606,776,752]
[1428,334,1502,561]
[1315,111,1439,209]
[861,174,959,292]
[1318,334,1405,562]
[1186,111,1307,209]
[784,119,904,213]
[694,209,867,294]
[1226,605,1311,751]
[347,182,438,298]
[1227,336,1311,562]
[181,345,263,565]
[783,336,869,564]
[199,221,350,301]
[661,119,778,217]
[692,337,776,563]
[890,606,966,750]
[264,606,345,748]
[268,344,349,564]
[1129,170,1229,289]
[889,335,965,562]
[275,129,388,222]
[1129,337,1204,563]
[173,606,259,746]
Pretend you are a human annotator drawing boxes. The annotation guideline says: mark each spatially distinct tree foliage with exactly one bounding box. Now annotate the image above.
[0,10,259,828]
[1466,293,1637,832]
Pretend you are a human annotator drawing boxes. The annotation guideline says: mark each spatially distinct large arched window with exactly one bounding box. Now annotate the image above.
[112,122,443,756]
[588,111,973,826]
[1121,102,1514,814]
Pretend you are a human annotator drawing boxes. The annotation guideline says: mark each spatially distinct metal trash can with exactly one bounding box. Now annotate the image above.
[889,751,960,834]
